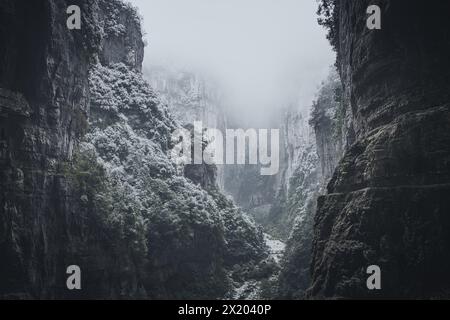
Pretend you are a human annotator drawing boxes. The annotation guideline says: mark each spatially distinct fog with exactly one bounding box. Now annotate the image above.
[129,0,335,126]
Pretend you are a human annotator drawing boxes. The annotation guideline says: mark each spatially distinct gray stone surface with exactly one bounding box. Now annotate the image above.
[309,0,450,299]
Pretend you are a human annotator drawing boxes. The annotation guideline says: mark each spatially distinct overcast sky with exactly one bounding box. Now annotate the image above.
[128,0,335,126]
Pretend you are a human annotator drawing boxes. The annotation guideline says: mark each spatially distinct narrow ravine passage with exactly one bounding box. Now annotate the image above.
[228,231,286,300]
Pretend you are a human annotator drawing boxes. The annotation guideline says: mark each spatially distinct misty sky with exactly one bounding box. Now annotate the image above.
[128,0,335,126]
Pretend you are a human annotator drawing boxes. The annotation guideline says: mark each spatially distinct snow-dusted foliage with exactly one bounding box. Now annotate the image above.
[89,63,175,147]
[70,58,268,298]
[99,0,142,37]
[84,62,219,298]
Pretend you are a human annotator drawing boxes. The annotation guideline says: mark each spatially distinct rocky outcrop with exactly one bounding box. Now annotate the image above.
[97,0,144,71]
[309,69,345,185]
[310,0,450,298]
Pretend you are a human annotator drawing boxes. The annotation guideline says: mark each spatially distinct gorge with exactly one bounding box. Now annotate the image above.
[1,0,449,300]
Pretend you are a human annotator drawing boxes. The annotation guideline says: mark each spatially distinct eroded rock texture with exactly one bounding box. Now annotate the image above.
[310,0,450,298]
[0,0,101,298]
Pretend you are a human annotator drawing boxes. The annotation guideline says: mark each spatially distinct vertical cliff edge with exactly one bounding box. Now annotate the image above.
[0,0,270,299]
[310,0,450,298]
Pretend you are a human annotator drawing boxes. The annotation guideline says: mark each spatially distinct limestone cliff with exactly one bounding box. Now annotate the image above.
[310,0,450,298]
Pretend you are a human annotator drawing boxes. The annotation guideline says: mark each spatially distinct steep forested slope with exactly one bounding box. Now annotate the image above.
[0,0,269,299]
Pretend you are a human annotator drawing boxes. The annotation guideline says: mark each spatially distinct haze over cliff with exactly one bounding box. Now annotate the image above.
[130,0,335,127]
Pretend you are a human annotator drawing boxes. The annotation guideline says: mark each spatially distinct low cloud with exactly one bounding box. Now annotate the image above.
[129,0,335,126]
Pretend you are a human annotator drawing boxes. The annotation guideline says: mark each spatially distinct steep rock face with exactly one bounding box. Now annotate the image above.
[0,0,101,298]
[268,108,318,239]
[310,69,345,185]
[87,2,268,299]
[310,0,450,298]
[147,67,227,189]
[147,67,227,130]
[277,73,341,299]
[224,164,280,231]
[282,110,316,195]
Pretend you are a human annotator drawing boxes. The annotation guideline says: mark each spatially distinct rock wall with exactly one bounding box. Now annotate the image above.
[309,69,345,185]
[310,0,450,298]
[0,0,101,298]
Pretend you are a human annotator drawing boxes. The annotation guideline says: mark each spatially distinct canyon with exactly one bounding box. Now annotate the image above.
[1,0,449,300]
